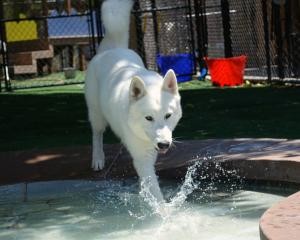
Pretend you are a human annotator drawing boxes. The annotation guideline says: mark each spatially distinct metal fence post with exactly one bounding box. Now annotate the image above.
[186,0,197,74]
[133,1,146,66]
[0,2,3,92]
[272,1,285,79]
[262,0,272,83]
[88,0,97,56]
[151,0,160,54]
[95,0,103,45]
[221,0,232,58]
[0,22,11,91]
[194,0,208,66]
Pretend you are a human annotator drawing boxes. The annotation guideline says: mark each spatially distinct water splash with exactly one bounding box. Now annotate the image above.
[0,177,285,240]
[139,160,202,218]
[168,160,201,207]
[139,176,164,217]
[137,155,244,219]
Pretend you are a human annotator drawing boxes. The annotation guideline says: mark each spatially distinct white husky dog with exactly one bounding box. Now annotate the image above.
[84,0,182,202]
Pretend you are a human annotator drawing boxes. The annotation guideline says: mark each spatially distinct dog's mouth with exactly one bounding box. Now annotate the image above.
[155,147,169,154]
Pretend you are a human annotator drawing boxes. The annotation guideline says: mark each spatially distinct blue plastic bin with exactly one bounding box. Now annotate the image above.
[156,53,194,82]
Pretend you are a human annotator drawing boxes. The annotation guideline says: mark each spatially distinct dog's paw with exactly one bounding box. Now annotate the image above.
[92,151,105,171]
[92,159,105,171]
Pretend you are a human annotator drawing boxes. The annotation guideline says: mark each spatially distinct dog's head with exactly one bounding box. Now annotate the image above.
[128,69,182,154]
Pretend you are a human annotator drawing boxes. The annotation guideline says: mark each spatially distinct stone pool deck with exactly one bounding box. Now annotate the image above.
[0,138,299,240]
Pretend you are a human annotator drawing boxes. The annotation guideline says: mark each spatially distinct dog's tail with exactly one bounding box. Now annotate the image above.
[97,0,134,54]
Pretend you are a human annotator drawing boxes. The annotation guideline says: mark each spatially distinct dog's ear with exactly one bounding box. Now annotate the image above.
[162,69,178,94]
[130,76,146,101]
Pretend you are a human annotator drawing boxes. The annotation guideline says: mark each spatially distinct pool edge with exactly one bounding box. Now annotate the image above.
[259,191,300,240]
[0,139,299,239]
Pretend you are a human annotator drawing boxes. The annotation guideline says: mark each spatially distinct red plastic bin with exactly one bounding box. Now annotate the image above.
[204,55,247,87]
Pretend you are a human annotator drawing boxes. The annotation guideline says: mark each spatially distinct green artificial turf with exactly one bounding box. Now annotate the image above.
[0,81,299,152]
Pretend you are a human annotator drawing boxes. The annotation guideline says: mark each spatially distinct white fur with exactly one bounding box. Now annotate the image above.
[97,0,133,53]
[84,0,182,202]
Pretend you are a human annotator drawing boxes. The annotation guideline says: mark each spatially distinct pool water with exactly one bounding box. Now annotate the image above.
[0,176,294,240]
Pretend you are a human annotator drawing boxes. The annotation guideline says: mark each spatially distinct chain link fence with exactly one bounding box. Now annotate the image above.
[200,0,300,83]
[0,0,299,91]
[132,0,196,81]
[0,0,99,91]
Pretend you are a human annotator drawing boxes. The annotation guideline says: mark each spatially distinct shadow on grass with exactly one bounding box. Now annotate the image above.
[177,86,300,140]
[0,86,300,152]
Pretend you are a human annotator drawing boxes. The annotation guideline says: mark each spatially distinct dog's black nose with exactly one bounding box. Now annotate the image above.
[157,142,170,150]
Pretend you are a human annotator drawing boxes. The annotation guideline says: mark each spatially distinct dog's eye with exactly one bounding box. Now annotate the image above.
[145,116,154,121]
[165,113,172,119]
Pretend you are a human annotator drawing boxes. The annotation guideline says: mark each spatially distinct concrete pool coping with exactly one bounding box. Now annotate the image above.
[0,138,299,240]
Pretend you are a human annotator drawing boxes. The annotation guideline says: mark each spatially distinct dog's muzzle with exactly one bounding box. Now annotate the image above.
[156,141,171,154]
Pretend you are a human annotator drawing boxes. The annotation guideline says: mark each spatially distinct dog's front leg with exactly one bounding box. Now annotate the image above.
[92,130,105,171]
[131,151,164,203]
